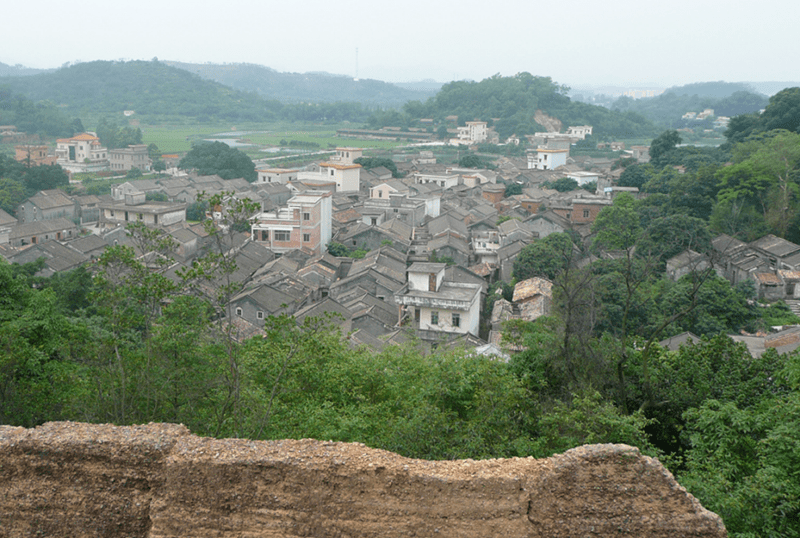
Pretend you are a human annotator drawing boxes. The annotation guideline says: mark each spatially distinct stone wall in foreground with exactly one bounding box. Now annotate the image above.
[0,422,726,537]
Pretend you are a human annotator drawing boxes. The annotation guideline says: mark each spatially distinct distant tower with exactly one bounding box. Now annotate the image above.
[354,48,359,82]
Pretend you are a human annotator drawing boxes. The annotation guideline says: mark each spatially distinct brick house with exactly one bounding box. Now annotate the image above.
[108,144,152,172]
[251,190,332,255]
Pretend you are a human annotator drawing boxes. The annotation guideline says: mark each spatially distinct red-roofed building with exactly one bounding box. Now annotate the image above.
[56,133,109,173]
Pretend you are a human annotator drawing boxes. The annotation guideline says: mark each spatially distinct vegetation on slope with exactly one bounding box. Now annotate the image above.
[369,72,658,139]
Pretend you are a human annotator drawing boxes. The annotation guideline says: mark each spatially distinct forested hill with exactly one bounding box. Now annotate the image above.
[373,73,658,139]
[164,61,438,107]
[0,60,288,121]
[611,81,769,128]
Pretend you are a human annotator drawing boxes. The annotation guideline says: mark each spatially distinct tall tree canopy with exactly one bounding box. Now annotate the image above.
[178,141,256,181]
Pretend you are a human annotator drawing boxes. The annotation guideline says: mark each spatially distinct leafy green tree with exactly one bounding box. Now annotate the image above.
[353,156,399,177]
[544,177,579,192]
[513,232,575,281]
[649,129,682,168]
[179,141,257,181]
[457,154,491,169]
[530,390,658,458]
[617,163,654,189]
[677,351,800,538]
[636,213,713,266]
[178,192,259,437]
[186,200,209,221]
[504,182,522,196]
[715,130,800,238]
[0,177,26,214]
[0,260,81,426]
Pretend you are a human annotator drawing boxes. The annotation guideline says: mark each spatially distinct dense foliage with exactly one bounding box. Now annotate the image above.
[164,61,437,108]
[611,82,769,128]
[0,86,82,137]
[0,154,69,213]
[1,60,378,123]
[178,141,257,181]
[373,72,658,139]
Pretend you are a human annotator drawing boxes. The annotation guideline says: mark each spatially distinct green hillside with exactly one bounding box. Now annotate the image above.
[164,61,437,107]
[0,60,285,121]
[612,82,769,128]
[374,72,658,139]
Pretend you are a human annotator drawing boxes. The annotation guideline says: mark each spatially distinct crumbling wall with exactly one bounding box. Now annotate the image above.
[0,422,726,537]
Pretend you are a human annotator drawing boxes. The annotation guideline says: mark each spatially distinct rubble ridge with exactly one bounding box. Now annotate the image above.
[0,421,726,537]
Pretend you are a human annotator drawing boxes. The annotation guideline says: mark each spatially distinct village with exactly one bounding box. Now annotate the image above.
[2,120,799,359]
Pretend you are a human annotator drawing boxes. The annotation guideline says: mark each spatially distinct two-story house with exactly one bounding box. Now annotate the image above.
[250,190,332,255]
[394,262,482,340]
[55,133,108,173]
[108,144,152,172]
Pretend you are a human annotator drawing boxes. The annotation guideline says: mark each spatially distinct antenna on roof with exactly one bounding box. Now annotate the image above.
[354,48,359,82]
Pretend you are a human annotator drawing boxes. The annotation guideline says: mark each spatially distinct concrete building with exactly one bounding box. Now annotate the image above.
[99,193,187,228]
[328,147,363,165]
[453,121,488,145]
[394,262,482,339]
[108,144,151,172]
[55,133,109,173]
[16,189,78,224]
[255,168,299,185]
[15,145,56,166]
[566,125,593,139]
[298,163,361,192]
[413,172,460,190]
[528,148,569,170]
[251,190,332,255]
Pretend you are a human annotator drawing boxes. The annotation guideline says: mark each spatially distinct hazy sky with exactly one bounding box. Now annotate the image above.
[3,0,798,89]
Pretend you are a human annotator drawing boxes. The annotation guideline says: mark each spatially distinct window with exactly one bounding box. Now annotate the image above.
[583,209,590,218]
[430,311,439,325]
[257,311,264,320]
[303,212,310,221]
[330,169,335,176]
[261,230,269,241]
[235,307,243,316]
[274,230,290,242]
[452,313,460,327]
[303,233,310,242]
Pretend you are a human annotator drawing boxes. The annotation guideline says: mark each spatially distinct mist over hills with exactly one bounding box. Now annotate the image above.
[162,61,438,107]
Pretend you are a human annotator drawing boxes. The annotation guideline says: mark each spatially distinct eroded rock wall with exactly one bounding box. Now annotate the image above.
[0,422,726,537]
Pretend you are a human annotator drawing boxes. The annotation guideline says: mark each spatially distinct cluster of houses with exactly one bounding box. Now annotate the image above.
[5,128,800,357]
[13,132,152,174]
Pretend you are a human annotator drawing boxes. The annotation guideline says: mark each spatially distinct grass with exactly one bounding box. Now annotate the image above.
[138,121,408,156]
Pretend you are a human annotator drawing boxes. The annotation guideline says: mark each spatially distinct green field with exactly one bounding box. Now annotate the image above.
[139,121,408,157]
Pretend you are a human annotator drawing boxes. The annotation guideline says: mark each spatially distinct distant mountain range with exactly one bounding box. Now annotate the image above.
[161,61,438,107]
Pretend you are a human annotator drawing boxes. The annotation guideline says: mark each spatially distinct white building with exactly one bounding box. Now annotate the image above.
[99,194,187,228]
[328,147,363,165]
[567,171,600,186]
[413,172,461,190]
[528,148,569,170]
[566,125,593,139]
[394,262,482,339]
[256,168,299,185]
[452,121,488,145]
[298,162,361,192]
[56,133,109,173]
[250,190,332,254]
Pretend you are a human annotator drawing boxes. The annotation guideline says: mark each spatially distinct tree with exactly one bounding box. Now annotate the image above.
[179,141,257,181]
[513,232,575,281]
[178,191,259,437]
[544,177,579,192]
[649,129,682,168]
[715,130,800,238]
[617,163,654,189]
[504,182,522,196]
[353,156,399,177]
